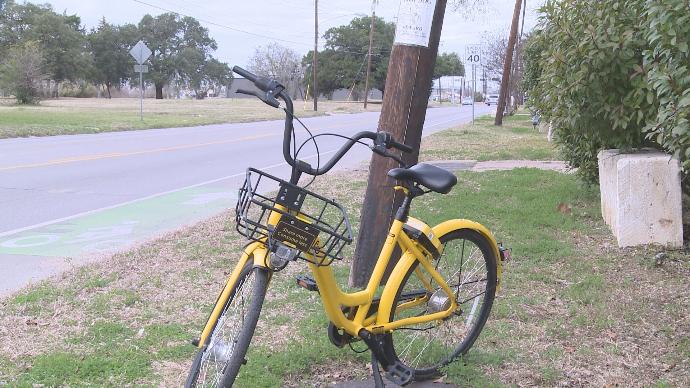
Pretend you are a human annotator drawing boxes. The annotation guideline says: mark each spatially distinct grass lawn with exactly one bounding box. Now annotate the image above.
[420,113,559,162]
[0,97,381,138]
[0,114,688,386]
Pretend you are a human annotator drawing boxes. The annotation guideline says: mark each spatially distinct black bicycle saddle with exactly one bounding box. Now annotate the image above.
[387,163,457,194]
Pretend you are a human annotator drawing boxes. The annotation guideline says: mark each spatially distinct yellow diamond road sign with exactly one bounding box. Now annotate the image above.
[129,40,152,65]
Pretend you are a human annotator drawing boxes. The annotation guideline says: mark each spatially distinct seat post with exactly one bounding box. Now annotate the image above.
[394,186,423,222]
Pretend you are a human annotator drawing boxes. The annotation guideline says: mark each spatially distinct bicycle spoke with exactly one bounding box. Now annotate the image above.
[399,330,423,359]
[195,271,257,386]
[391,231,494,374]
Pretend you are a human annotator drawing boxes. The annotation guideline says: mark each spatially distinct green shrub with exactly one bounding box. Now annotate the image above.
[59,82,99,98]
[0,41,45,104]
[526,0,689,187]
[643,0,690,177]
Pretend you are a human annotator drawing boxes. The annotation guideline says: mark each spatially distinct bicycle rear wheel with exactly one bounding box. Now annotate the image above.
[385,228,497,380]
[186,261,270,387]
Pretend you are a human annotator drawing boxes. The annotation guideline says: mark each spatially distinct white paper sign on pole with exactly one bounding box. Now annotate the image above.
[394,0,437,47]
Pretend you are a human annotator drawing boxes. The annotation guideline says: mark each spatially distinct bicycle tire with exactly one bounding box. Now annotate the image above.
[384,228,497,380]
[185,261,270,388]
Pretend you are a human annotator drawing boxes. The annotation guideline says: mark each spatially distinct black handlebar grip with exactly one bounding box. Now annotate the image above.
[391,140,413,153]
[232,66,257,82]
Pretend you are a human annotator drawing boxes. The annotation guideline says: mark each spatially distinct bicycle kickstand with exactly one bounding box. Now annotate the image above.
[371,352,385,388]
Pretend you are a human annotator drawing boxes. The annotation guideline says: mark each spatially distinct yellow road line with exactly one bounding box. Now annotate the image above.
[0,133,274,172]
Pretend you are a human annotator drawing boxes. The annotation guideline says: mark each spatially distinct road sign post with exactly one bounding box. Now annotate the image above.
[473,64,476,124]
[129,41,152,121]
[465,44,483,124]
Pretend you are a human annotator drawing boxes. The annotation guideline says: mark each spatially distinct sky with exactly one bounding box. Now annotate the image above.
[41,0,543,69]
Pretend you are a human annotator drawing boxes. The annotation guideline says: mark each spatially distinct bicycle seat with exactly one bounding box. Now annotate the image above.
[387,163,457,194]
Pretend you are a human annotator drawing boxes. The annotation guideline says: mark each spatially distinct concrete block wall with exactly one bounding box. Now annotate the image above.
[598,149,684,248]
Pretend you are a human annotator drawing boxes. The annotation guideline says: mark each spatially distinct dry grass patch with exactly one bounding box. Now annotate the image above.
[420,114,558,162]
[0,98,381,138]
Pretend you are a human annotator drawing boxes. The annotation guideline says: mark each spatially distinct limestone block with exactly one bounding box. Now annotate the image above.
[598,149,622,234]
[598,149,683,248]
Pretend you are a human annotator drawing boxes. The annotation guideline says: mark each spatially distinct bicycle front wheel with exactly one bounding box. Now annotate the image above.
[385,228,497,380]
[185,261,270,387]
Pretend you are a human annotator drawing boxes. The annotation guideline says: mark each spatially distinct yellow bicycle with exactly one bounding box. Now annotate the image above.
[185,67,507,387]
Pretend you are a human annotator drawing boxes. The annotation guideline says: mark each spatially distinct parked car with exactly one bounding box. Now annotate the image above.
[461,96,473,105]
[486,94,499,106]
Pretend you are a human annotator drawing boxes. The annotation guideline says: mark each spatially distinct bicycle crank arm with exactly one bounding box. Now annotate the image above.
[358,329,414,386]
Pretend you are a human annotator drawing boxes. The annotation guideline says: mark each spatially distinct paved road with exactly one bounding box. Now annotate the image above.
[0,104,492,295]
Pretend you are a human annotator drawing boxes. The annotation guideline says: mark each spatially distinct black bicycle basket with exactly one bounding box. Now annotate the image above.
[235,168,353,266]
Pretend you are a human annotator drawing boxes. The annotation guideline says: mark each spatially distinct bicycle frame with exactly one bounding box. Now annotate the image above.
[197,211,502,347]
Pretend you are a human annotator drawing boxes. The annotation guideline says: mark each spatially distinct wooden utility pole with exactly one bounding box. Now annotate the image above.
[313,0,319,111]
[363,7,376,109]
[350,0,448,288]
[494,0,522,126]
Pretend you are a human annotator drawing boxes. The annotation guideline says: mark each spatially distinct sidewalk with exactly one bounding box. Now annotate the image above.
[429,159,570,173]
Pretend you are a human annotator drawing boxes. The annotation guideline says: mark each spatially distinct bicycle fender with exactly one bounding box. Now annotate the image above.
[247,242,270,268]
[432,219,503,292]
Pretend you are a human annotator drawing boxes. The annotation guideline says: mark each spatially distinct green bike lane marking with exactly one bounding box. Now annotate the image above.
[0,186,237,257]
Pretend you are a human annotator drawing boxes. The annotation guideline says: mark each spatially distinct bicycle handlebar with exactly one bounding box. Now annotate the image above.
[232,65,411,177]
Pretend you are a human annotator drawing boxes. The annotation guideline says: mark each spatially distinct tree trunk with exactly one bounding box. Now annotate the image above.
[155,83,163,99]
[494,0,523,125]
[350,0,448,288]
[106,83,112,99]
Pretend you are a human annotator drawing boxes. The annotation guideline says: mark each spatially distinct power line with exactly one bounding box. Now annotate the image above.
[131,0,384,57]
[132,0,314,47]
[166,0,319,41]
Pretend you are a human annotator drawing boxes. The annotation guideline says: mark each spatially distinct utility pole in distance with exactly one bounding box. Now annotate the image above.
[363,1,377,109]
[494,0,522,126]
[350,0,448,288]
[313,0,319,111]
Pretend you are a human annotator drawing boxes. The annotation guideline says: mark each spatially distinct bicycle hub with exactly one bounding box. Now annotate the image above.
[427,290,451,313]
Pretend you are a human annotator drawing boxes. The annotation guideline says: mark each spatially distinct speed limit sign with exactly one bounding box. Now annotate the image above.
[465,44,483,64]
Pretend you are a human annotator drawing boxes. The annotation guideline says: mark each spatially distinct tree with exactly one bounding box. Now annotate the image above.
[138,13,218,99]
[482,31,526,110]
[88,19,137,98]
[303,16,395,99]
[179,49,231,99]
[433,52,465,102]
[482,32,508,84]
[522,32,544,107]
[0,1,88,96]
[433,52,464,79]
[248,43,303,99]
[494,0,522,125]
[0,41,45,104]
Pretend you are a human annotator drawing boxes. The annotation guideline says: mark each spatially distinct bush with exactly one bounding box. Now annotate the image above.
[643,0,690,177]
[59,82,99,98]
[0,42,46,104]
[526,0,689,186]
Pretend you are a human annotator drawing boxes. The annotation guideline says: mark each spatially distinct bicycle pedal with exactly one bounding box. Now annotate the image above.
[295,275,319,292]
[384,361,414,386]
[191,338,200,347]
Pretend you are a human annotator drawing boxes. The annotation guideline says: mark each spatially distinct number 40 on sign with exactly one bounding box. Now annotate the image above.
[465,44,482,64]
